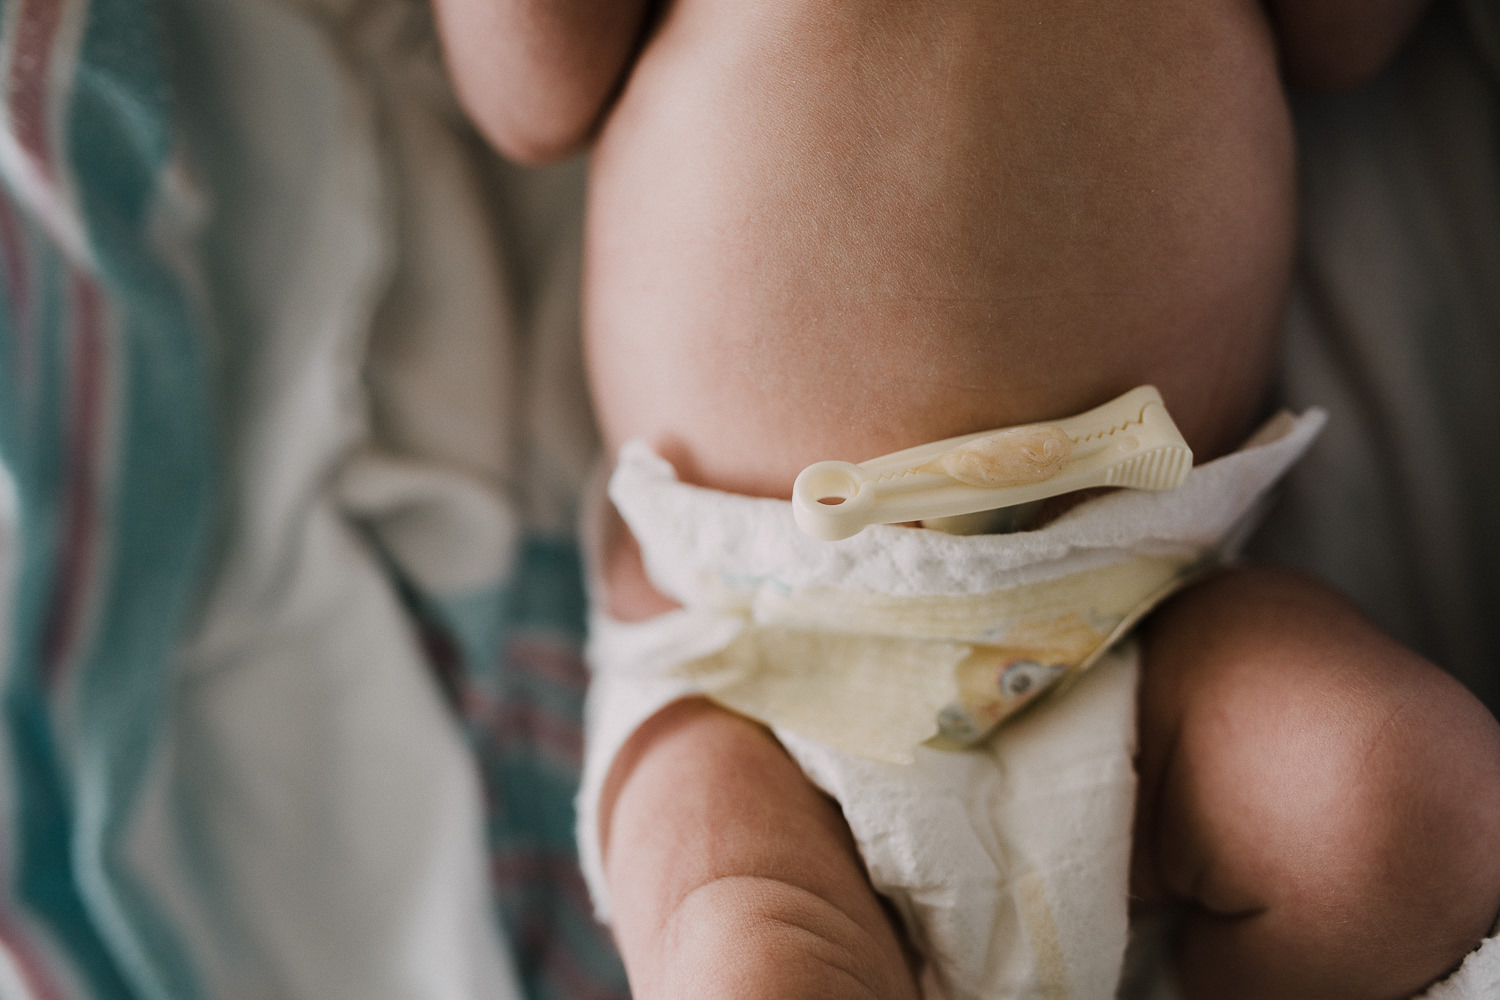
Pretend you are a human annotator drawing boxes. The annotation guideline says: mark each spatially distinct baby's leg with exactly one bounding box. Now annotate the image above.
[1134,567,1500,999]
[602,698,919,1000]
[597,522,919,1000]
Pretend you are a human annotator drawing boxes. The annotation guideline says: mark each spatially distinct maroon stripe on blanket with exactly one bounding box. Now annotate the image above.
[462,691,584,771]
[514,915,627,1000]
[0,908,69,1000]
[40,270,104,686]
[503,636,589,692]
[492,852,629,1000]
[0,192,37,395]
[489,852,596,915]
[6,0,65,182]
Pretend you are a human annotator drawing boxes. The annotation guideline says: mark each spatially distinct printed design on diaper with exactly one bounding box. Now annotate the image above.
[673,554,1202,762]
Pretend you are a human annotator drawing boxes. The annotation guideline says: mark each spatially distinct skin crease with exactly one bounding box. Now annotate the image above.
[429,0,1500,996]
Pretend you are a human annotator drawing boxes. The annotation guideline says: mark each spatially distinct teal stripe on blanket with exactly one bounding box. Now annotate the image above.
[0,205,142,1000]
[65,0,213,994]
[428,535,589,675]
[435,583,513,685]
[445,536,630,1000]
[504,536,589,639]
[0,0,214,996]
[2,230,136,989]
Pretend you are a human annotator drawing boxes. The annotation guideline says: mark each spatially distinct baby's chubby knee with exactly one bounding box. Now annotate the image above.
[1252,656,1500,951]
[1140,568,1500,987]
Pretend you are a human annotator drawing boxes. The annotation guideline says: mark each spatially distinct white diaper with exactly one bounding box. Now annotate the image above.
[579,410,1327,1000]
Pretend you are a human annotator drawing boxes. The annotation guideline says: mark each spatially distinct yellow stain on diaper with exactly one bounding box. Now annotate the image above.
[674,555,1197,760]
[1018,872,1071,1000]
[681,627,970,762]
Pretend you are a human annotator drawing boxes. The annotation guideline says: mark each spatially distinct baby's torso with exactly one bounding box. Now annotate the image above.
[585,0,1295,497]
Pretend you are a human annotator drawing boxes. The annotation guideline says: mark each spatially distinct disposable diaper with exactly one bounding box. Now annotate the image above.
[579,410,1326,998]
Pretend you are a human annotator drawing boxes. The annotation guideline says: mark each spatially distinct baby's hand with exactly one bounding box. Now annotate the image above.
[602,698,920,1000]
[431,0,649,163]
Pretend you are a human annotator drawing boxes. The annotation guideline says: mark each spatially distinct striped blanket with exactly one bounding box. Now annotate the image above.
[0,0,627,996]
[2,0,1499,997]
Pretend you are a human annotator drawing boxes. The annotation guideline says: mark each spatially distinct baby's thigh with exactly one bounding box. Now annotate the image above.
[1133,567,1500,995]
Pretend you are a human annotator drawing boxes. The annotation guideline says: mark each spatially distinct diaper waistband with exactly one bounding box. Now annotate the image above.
[604,409,1325,761]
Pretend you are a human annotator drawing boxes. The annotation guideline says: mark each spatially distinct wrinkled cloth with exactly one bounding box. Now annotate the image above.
[0,0,623,996]
[580,410,1323,1000]
[2,0,1498,996]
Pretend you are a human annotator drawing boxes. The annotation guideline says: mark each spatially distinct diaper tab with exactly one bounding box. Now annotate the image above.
[928,554,1204,748]
[792,386,1192,541]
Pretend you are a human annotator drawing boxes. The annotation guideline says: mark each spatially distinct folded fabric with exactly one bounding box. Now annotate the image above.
[579,410,1324,998]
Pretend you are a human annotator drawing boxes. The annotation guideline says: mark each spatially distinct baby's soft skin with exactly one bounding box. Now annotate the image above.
[583,0,1298,497]
[435,1,1500,996]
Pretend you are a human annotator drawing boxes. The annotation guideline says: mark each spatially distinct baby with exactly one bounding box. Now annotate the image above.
[433,0,1500,996]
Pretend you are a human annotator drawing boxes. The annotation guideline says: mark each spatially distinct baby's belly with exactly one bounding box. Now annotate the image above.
[585,0,1295,498]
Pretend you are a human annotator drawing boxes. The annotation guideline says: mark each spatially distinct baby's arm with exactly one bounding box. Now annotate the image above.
[595,520,919,999]
[602,698,920,1000]
[431,0,650,162]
